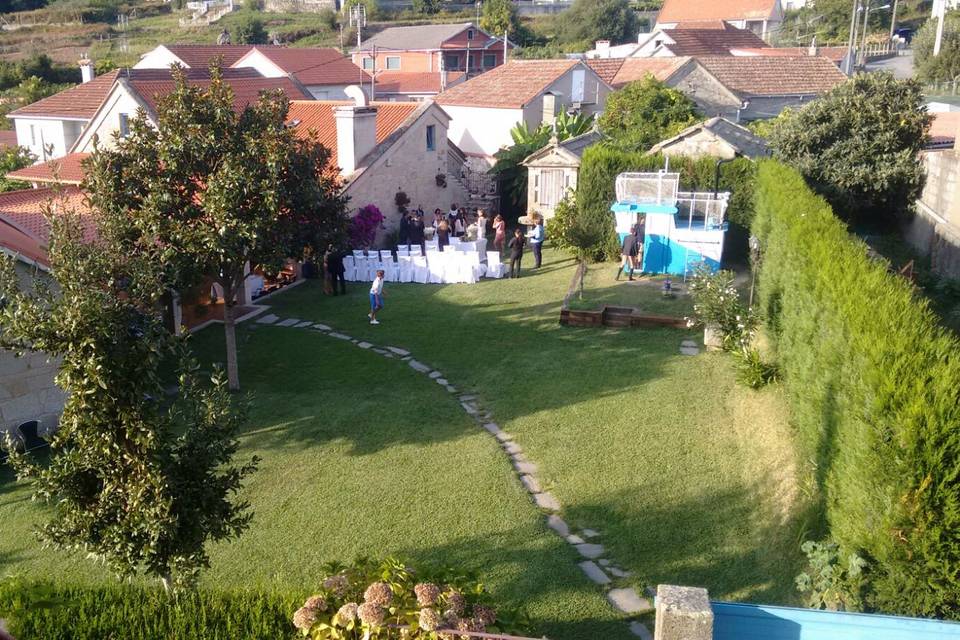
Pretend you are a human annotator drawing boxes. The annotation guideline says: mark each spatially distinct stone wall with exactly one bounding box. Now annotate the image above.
[908,149,960,279]
[263,0,335,12]
[0,349,64,436]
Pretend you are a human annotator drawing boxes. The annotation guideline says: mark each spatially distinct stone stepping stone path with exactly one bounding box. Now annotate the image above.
[679,339,700,356]
[244,314,656,638]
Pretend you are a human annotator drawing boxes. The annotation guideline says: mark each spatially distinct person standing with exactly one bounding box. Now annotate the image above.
[447,203,459,229]
[527,214,544,269]
[634,215,646,275]
[476,209,488,241]
[508,227,525,278]
[322,245,335,295]
[409,212,425,253]
[368,269,385,325]
[493,214,506,253]
[437,219,451,251]
[398,212,410,246]
[616,226,638,281]
[327,244,347,295]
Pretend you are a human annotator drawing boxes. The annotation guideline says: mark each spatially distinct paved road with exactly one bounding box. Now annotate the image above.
[864,51,915,79]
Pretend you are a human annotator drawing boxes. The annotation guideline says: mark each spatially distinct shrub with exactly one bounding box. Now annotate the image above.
[734,347,780,389]
[914,12,960,83]
[349,204,384,247]
[686,265,755,350]
[597,77,699,152]
[0,579,299,639]
[795,540,870,612]
[292,558,530,638]
[754,160,960,618]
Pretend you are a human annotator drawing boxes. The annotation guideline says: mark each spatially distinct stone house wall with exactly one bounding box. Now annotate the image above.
[907,149,960,279]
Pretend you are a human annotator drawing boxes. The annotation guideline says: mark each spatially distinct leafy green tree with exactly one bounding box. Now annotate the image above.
[84,66,348,390]
[0,145,34,192]
[234,14,268,44]
[555,0,638,46]
[412,0,444,14]
[480,0,523,40]
[597,77,699,151]
[490,112,594,215]
[548,193,611,294]
[768,72,930,226]
[0,193,257,593]
[914,12,960,83]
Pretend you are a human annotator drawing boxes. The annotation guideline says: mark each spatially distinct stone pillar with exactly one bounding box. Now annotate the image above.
[654,585,713,640]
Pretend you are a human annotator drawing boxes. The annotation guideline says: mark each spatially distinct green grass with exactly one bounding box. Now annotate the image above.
[564,260,695,317]
[0,247,807,638]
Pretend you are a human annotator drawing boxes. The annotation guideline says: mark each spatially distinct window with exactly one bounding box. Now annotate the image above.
[443,54,460,70]
[426,124,436,151]
[386,56,401,70]
[483,53,496,68]
[540,169,565,207]
[119,113,130,138]
[467,28,475,40]
[312,90,329,99]
[362,57,374,70]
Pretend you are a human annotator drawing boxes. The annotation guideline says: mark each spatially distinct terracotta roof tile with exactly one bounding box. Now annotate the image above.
[0,131,19,149]
[126,70,311,114]
[658,0,778,23]
[736,46,847,63]
[611,57,691,88]
[248,46,370,85]
[8,70,120,120]
[584,59,625,85]
[286,100,419,171]
[7,152,90,185]
[0,215,48,266]
[673,20,731,29]
[164,44,255,68]
[436,59,579,108]
[662,26,769,56]
[0,185,96,259]
[697,55,847,96]
[929,111,960,141]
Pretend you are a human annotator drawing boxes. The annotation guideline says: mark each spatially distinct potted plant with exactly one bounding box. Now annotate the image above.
[687,266,753,351]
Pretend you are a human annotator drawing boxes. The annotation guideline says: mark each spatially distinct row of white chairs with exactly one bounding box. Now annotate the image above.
[343,250,506,283]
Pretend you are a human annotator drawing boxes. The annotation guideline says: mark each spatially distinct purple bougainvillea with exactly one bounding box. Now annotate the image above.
[349,204,384,248]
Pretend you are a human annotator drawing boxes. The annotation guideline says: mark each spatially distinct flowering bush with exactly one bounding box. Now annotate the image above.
[292,558,529,639]
[687,265,755,350]
[349,204,384,248]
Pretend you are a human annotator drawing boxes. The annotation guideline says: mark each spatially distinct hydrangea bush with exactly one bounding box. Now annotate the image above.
[292,558,529,639]
[349,204,384,248]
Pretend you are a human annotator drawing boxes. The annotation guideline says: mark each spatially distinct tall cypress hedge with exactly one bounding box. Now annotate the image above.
[754,161,960,618]
[575,145,756,261]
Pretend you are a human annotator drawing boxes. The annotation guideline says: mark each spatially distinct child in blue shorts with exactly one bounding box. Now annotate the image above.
[368,269,385,325]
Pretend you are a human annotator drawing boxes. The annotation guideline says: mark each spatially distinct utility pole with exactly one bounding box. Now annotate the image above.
[371,44,377,101]
[844,0,860,74]
[503,29,508,63]
[475,0,481,24]
[860,0,871,64]
[934,0,946,56]
[888,0,899,41]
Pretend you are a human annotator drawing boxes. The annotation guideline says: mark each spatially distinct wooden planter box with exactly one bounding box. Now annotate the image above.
[560,304,687,329]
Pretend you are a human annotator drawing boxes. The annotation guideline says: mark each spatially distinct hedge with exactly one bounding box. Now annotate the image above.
[753,161,960,618]
[0,579,300,639]
[575,145,756,261]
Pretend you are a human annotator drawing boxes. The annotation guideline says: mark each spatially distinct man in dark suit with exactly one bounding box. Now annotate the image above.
[327,245,347,295]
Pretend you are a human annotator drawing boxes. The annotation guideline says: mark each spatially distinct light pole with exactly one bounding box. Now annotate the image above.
[844,0,860,74]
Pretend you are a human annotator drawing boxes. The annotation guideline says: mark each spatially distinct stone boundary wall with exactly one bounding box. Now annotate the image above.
[0,350,64,436]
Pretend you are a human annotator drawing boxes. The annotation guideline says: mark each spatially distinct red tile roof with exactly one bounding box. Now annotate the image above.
[247,46,370,86]
[658,0,778,23]
[374,71,453,95]
[436,59,579,108]
[674,20,732,29]
[697,55,847,96]
[0,185,96,267]
[588,57,692,89]
[8,70,120,120]
[164,44,255,68]
[929,111,960,142]
[0,130,19,149]
[286,100,420,171]
[126,70,311,114]
[7,152,90,185]
[737,46,847,63]
[661,25,769,56]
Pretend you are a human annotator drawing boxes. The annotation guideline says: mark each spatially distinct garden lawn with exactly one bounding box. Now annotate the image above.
[564,260,695,317]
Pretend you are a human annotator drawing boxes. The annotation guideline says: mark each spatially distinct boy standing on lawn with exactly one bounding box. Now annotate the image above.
[369,269,385,325]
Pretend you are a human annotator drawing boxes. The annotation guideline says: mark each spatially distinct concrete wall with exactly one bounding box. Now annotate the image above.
[74,84,148,153]
[908,149,960,279]
[344,105,468,245]
[658,130,738,159]
[443,104,525,159]
[0,264,64,436]
[134,46,185,69]
[306,83,354,100]
[12,117,83,160]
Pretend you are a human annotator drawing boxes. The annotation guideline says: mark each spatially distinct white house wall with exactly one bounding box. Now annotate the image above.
[12,117,82,161]
[345,106,467,244]
[443,104,525,159]
[133,46,186,69]
[233,50,286,77]
[73,84,151,153]
[306,84,354,100]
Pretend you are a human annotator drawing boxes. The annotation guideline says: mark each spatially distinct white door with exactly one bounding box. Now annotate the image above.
[540,169,565,207]
[571,69,585,103]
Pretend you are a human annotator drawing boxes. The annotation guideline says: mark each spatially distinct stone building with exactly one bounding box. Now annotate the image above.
[909,113,960,278]
[647,116,768,159]
[522,130,601,220]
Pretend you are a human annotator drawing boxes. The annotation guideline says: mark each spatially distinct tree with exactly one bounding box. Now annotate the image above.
[412,0,443,14]
[914,12,960,83]
[490,112,594,215]
[0,193,257,593]
[555,0,638,46]
[0,145,34,192]
[548,194,610,295]
[768,71,930,226]
[597,77,699,151]
[480,0,523,41]
[234,14,268,44]
[84,66,348,391]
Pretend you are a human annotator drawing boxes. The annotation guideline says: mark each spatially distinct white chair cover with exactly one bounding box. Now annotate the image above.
[486,252,506,279]
[449,237,462,250]
[397,255,414,283]
[475,238,488,257]
[459,241,477,253]
[397,245,410,257]
[412,256,429,283]
[381,259,399,282]
[426,251,445,284]
[379,250,393,262]
[410,245,424,256]
[466,250,485,279]
[352,249,365,259]
[424,240,438,253]
[445,253,464,283]
[342,255,357,281]
[459,253,478,284]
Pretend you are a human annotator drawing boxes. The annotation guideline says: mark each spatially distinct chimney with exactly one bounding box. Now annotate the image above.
[335,85,378,175]
[595,40,611,58]
[79,55,95,83]
[542,93,558,128]
[808,35,819,56]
